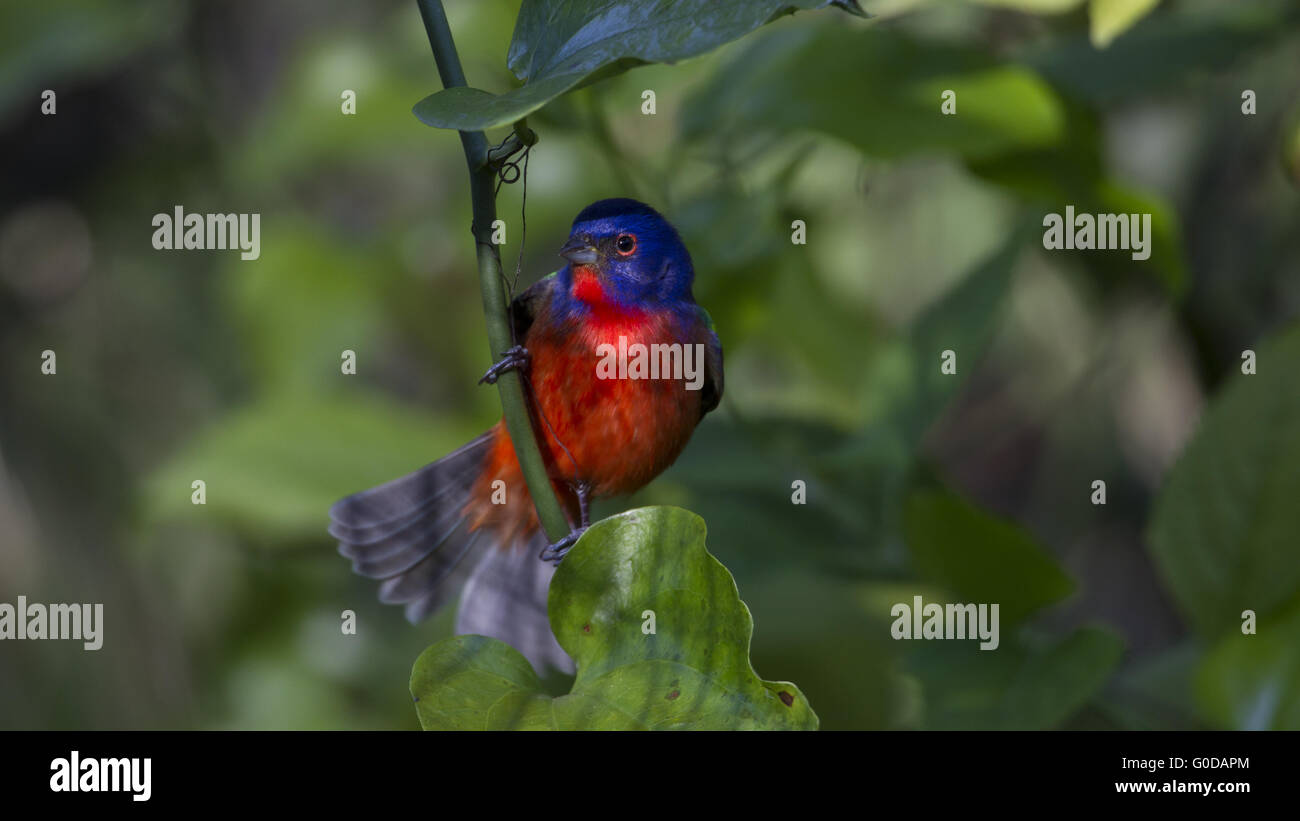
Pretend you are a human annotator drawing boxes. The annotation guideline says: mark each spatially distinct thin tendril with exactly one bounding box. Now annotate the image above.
[513,147,528,298]
[490,138,585,497]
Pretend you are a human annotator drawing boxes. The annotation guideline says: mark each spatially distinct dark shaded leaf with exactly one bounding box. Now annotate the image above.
[414,0,857,130]
[1024,1,1300,105]
[903,488,1075,626]
[1148,322,1300,638]
[680,24,1065,161]
[909,626,1125,729]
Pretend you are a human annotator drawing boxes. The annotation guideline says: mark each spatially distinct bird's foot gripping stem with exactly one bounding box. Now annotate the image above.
[539,481,594,565]
[539,526,588,564]
[479,345,530,385]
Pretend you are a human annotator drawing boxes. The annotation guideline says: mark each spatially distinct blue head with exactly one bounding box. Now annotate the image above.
[556,198,695,314]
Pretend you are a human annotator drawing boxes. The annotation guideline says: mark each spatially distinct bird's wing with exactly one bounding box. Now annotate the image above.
[695,304,725,418]
[330,432,496,623]
[508,271,558,343]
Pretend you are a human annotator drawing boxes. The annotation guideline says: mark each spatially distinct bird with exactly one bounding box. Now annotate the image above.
[330,198,723,674]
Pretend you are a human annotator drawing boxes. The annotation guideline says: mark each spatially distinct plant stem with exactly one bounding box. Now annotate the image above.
[416,0,570,542]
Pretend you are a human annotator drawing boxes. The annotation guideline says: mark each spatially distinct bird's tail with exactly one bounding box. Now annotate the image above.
[456,529,570,674]
[329,431,572,674]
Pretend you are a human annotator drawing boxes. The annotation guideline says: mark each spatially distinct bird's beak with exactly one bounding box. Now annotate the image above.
[559,236,599,266]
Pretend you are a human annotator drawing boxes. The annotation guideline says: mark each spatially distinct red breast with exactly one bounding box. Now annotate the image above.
[462,271,706,549]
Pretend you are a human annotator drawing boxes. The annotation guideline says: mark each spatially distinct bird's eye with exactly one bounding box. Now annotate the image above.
[615,234,637,256]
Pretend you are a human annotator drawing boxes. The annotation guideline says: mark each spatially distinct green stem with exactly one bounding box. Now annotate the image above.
[416,0,570,542]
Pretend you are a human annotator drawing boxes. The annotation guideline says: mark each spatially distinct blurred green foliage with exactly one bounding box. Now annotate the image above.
[0,0,1298,730]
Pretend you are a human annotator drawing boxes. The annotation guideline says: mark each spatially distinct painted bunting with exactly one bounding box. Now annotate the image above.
[330,198,723,672]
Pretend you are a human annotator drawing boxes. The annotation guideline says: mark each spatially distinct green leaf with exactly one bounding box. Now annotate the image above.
[650,416,895,573]
[222,227,391,396]
[680,24,1065,161]
[1196,604,1300,730]
[413,0,857,131]
[1148,322,1300,638]
[408,634,634,729]
[909,627,1125,729]
[144,397,479,544]
[411,506,818,729]
[230,29,447,188]
[1089,0,1161,48]
[1023,2,1300,105]
[903,489,1075,626]
[1095,181,1186,297]
[970,0,1084,11]
[891,225,1029,442]
[969,112,1188,298]
[1099,641,1206,730]
[680,229,1029,570]
[0,0,175,115]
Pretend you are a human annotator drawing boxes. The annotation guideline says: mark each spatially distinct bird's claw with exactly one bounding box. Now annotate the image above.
[479,345,530,385]
[539,526,588,565]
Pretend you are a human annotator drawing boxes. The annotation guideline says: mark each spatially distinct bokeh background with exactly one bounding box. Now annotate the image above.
[1,0,1298,730]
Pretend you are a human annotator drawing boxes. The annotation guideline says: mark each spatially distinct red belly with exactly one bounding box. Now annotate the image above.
[463,310,705,548]
[528,325,702,496]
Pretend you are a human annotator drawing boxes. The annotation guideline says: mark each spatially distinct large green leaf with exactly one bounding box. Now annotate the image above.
[680,24,1065,161]
[413,0,863,131]
[411,506,818,729]
[903,488,1075,626]
[1148,322,1300,638]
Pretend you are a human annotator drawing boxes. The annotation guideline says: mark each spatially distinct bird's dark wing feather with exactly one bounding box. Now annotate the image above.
[696,305,724,418]
[330,433,495,624]
[508,271,558,343]
[330,429,572,673]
